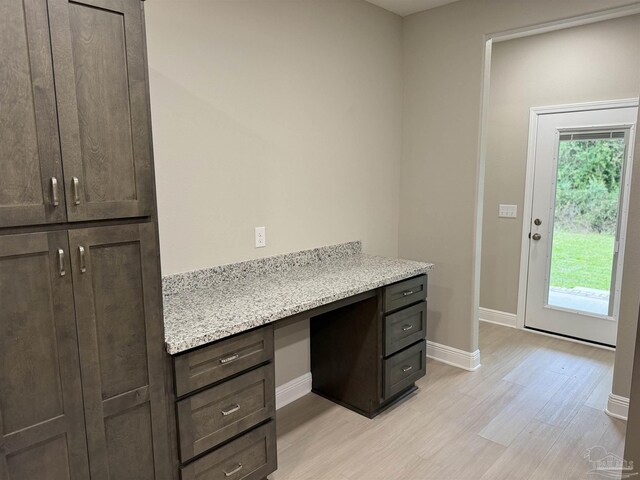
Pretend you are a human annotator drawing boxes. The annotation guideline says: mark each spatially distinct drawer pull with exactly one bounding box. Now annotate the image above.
[402,324,414,332]
[402,290,414,297]
[220,354,239,364]
[221,404,241,416]
[224,463,243,477]
[402,365,413,373]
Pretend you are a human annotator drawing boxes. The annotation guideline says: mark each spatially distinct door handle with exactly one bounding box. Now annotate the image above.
[72,177,81,205]
[51,177,59,206]
[57,249,66,277]
[78,246,87,273]
[532,233,542,241]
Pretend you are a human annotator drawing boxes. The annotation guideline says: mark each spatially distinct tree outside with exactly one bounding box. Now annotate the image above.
[549,137,624,292]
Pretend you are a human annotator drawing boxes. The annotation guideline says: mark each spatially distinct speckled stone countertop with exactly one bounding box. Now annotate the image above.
[162,241,434,355]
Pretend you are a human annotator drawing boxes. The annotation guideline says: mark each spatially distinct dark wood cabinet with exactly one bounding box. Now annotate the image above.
[0,0,67,228]
[0,232,89,479]
[69,224,170,479]
[48,0,153,222]
[1,0,172,478]
[311,275,428,418]
[172,326,277,478]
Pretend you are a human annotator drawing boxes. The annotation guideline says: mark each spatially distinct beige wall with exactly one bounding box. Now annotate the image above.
[400,0,637,377]
[145,0,402,386]
[481,15,640,314]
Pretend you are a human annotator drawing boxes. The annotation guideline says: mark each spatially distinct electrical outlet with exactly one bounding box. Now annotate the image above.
[498,204,517,219]
[255,227,266,248]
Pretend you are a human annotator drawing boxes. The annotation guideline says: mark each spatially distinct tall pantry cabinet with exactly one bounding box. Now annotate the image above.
[0,0,171,479]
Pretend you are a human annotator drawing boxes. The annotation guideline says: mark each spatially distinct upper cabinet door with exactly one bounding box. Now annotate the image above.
[48,0,154,222]
[0,0,67,227]
[0,231,90,479]
[68,223,170,480]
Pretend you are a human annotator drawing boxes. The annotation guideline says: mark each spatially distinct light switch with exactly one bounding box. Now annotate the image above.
[499,204,517,219]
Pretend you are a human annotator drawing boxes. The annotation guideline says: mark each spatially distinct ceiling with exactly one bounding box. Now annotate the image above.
[364,0,461,16]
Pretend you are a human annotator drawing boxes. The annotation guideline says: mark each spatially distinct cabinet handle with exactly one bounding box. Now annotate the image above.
[51,177,59,206]
[72,177,81,205]
[223,464,243,477]
[78,246,87,273]
[402,290,414,297]
[402,365,413,373]
[221,404,241,416]
[57,249,66,277]
[220,354,239,364]
[402,324,414,332]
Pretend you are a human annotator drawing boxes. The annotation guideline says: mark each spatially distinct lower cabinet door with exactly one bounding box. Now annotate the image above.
[0,232,90,479]
[68,223,170,480]
[180,422,277,480]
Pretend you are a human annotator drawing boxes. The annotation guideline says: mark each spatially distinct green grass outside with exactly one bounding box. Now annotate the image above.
[549,230,615,291]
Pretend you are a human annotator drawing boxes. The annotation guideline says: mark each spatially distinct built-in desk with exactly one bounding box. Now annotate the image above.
[162,241,433,480]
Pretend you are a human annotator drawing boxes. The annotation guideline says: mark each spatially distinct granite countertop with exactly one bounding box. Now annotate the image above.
[162,242,434,355]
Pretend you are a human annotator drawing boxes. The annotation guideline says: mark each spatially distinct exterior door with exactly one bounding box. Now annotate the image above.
[0,232,89,479]
[48,0,153,222]
[68,223,170,480]
[0,0,67,227]
[525,105,637,346]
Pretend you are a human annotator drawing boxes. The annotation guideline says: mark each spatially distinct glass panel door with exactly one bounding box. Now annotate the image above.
[546,131,627,317]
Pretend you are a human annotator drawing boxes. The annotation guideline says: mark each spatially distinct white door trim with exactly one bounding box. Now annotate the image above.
[515,99,639,331]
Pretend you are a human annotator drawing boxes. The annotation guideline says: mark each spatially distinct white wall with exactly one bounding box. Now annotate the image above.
[145,0,403,386]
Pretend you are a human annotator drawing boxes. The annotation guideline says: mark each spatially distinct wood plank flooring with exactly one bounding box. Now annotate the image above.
[270,322,625,480]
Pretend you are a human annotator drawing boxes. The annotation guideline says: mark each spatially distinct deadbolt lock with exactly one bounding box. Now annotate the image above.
[534,218,542,226]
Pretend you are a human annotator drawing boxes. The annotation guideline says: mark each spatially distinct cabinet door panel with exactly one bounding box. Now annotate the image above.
[48,0,153,221]
[0,232,89,479]
[68,223,169,480]
[0,0,67,227]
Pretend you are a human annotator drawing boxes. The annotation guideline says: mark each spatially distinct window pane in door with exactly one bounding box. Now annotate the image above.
[547,133,625,317]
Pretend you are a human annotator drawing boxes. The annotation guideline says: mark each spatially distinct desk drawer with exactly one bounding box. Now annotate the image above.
[174,326,274,397]
[384,340,426,399]
[177,364,275,462]
[180,421,277,480]
[384,275,427,313]
[384,302,426,356]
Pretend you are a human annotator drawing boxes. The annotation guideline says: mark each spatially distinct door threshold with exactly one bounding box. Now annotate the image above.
[524,326,615,350]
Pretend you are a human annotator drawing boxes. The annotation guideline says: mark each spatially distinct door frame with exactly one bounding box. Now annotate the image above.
[515,98,639,330]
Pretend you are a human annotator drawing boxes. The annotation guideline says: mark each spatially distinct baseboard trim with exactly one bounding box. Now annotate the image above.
[605,393,629,421]
[479,307,517,328]
[276,372,312,410]
[427,340,481,371]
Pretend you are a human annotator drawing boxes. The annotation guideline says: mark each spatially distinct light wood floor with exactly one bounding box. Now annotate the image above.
[270,322,625,480]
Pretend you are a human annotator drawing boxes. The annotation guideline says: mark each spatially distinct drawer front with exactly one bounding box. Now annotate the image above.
[384,340,426,399]
[384,275,427,313]
[177,364,275,462]
[174,326,274,397]
[180,421,277,480]
[384,302,427,356]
